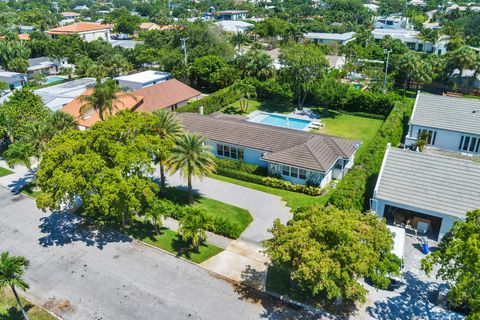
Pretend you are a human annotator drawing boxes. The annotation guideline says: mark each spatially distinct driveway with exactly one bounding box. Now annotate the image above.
[0,188,316,320]
[164,171,292,245]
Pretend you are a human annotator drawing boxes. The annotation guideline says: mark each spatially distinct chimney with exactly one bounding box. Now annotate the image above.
[199,105,204,115]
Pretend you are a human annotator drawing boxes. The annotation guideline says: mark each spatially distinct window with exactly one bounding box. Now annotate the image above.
[459,135,480,153]
[216,144,244,160]
[418,129,436,145]
[282,165,307,180]
[282,165,289,176]
[299,169,307,180]
[290,167,298,178]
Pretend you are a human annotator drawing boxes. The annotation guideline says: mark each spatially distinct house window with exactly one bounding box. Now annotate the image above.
[282,165,307,180]
[216,144,244,160]
[290,167,298,178]
[299,169,307,180]
[418,129,436,145]
[282,165,289,176]
[459,135,480,153]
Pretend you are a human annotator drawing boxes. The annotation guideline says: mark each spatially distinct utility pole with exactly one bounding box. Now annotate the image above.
[383,49,392,94]
[180,38,188,66]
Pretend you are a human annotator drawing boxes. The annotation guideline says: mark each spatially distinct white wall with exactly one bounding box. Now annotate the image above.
[205,140,267,167]
[79,29,111,42]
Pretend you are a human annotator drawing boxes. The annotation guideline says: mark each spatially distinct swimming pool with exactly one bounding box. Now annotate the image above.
[249,113,312,130]
[45,76,65,84]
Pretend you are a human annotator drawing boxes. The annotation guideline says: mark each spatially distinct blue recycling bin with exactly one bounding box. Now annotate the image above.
[422,243,429,254]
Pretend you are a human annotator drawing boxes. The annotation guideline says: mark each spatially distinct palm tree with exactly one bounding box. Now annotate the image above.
[79,78,132,121]
[178,208,214,252]
[398,52,421,94]
[167,133,216,204]
[0,114,18,144]
[48,111,77,133]
[0,252,31,320]
[144,199,172,236]
[152,110,183,191]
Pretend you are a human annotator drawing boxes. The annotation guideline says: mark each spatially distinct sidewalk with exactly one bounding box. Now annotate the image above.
[0,159,36,192]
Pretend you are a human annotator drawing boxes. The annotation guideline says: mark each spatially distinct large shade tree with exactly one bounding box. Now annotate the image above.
[0,252,30,320]
[264,205,400,304]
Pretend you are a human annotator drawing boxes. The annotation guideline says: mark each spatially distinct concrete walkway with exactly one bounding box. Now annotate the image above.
[163,171,292,245]
[0,159,36,192]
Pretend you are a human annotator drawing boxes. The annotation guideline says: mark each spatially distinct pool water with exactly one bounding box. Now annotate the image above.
[45,76,65,84]
[259,114,311,130]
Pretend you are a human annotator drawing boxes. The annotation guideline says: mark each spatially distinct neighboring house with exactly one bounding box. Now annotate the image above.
[34,77,96,111]
[176,113,360,187]
[214,10,248,21]
[27,57,69,75]
[372,29,448,55]
[370,145,480,241]
[405,93,480,155]
[133,79,201,112]
[73,5,89,11]
[18,25,35,34]
[450,69,480,89]
[215,20,253,33]
[61,89,143,130]
[408,0,427,7]
[304,32,356,45]
[114,70,172,90]
[375,15,412,30]
[0,71,27,89]
[363,3,380,12]
[47,22,113,42]
[139,22,161,31]
[110,39,140,49]
[326,55,346,69]
[264,48,282,69]
[61,11,81,19]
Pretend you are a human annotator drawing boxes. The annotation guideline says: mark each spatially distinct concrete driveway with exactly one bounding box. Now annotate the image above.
[164,171,292,245]
[0,188,315,320]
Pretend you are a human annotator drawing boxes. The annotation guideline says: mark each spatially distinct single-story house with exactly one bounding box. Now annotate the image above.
[371,145,480,240]
[214,10,248,21]
[73,5,89,11]
[215,20,253,33]
[18,25,35,34]
[372,29,448,55]
[0,71,27,89]
[114,70,172,90]
[176,113,360,187]
[139,22,161,31]
[61,12,81,19]
[27,57,69,75]
[326,55,346,69]
[133,79,201,112]
[405,93,480,155]
[61,89,143,130]
[304,32,356,45]
[47,22,113,42]
[450,69,480,89]
[34,77,96,111]
[375,15,411,30]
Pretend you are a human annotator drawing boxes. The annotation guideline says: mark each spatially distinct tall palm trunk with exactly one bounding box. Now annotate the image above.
[187,173,193,204]
[159,162,166,191]
[11,285,30,320]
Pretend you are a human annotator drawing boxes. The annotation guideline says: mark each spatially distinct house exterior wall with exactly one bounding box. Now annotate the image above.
[371,197,462,241]
[405,124,480,155]
[205,140,267,167]
[79,29,111,42]
[0,75,26,89]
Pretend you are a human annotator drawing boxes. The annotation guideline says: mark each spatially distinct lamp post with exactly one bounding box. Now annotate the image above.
[383,49,392,94]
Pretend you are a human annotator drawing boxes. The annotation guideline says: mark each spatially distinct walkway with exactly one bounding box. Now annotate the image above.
[163,171,292,245]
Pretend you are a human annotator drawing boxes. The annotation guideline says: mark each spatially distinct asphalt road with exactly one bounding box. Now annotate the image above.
[0,188,313,320]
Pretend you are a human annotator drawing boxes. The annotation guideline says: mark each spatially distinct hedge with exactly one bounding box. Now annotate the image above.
[216,158,268,176]
[328,99,412,211]
[176,85,242,114]
[216,166,324,196]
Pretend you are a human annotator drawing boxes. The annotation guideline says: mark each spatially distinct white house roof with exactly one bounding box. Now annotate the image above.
[411,93,480,135]
[114,71,171,85]
[0,71,23,78]
[304,32,356,41]
[374,146,480,220]
[34,77,96,110]
[215,20,253,32]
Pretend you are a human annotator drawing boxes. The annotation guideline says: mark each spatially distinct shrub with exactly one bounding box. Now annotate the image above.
[216,158,268,176]
[176,85,242,114]
[328,100,412,211]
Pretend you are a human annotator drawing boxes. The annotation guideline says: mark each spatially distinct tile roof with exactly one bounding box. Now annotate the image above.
[61,11,80,17]
[411,93,480,135]
[374,147,480,219]
[48,22,113,35]
[18,34,30,41]
[61,89,143,128]
[133,79,201,112]
[140,22,160,30]
[177,113,360,172]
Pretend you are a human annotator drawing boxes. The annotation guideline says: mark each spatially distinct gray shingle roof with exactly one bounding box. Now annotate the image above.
[177,113,360,172]
[374,147,480,219]
[304,32,356,41]
[411,93,480,135]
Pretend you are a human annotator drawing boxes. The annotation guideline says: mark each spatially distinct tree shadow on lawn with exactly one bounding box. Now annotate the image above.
[0,304,34,320]
[38,212,132,250]
[366,272,464,320]
[162,186,203,205]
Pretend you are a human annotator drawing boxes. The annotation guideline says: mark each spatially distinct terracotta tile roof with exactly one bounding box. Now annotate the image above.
[61,88,143,128]
[140,22,161,30]
[48,22,113,35]
[18,34,30,41]
[133,79,201,112]
[177,113,361,172]
[61,11,80,17]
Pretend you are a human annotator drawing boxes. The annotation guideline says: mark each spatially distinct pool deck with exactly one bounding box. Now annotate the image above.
[247,110,320,131]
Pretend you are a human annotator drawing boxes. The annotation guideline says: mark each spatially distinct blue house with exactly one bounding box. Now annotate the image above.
[214,10,248,21]
[177,113,360,187]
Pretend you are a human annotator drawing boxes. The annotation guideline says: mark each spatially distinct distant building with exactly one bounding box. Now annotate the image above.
[61,12,81,19]
[33,77,96,111]
[325,55,346,70]
[18,25,35,34]
[215,20,253,33]
[375,15,412,30]
[139,22,161,31]
[214,10,248,21]
[73,5,88,11]
[132,79,201,112]
[47,22,113,42]
[363,3,379,12]
[27,57,70,75]
[372,29,448,55]
[114,70,172,90]
[304,32,356,45]
[0,71,27,89]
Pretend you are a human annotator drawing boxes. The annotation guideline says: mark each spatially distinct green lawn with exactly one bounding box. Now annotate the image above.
[209,174,329,211]
[312,110,383,142]
[123,218,223,264]
[222,99,295,115]
[163,187,253,236]
[0,167,14,177]
[20,182,41,198]
[0,288,55,320]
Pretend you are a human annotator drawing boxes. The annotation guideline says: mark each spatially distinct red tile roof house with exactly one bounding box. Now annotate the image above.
[132,79,201,112]
[47,22,113,42]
